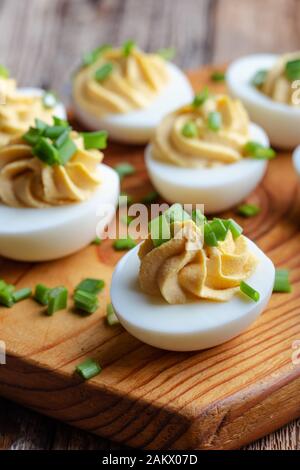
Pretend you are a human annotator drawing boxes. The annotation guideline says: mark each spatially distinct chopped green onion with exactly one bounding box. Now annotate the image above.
[182,121,198,138]
[285,59,300,81]
[53,116,69,127]
[23,127,43,146]
[82,44,112,67]
[94,62,113,82]
[244,141,276,160]
[0,64,9,78]
[141,191,159,204]
[122,40,136,57]
[92,237,102,245]
[240,281,260,302]
[47,286,68,316]
[251,69,267,87]
[42,91,57,109]
[113,237,137,251]
[237,203,261,218]
[54,128,70,148]
[207,111,222,131]
[204,223,218,247]
[12,288,32,303]
[223,218,243,239]
[148,214,171,248]
[0,287,14,308]
[74,289,99,314]
[0,280,7,291]
[75,358,102,380]
[211,71,225,82]
[156,48,175,61]
[273,269,292,293]
[82,131,108,150]
[44,125,69,141]
[33,137,60,166]
[75,278,105,295]
[114,163,135,180]
[209,218,228,241]
[57,137,77,164]
[164,203,190,224]
[34,284,51,305]
[106,303,119,326]
[192,209,207,226]
[193,87,209,107]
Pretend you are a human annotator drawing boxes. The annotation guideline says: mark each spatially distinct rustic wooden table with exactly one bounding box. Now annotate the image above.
[0,0,299,450]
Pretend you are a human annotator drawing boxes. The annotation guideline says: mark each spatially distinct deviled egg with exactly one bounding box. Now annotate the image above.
[227,52,300,149]
[0,117,119,261]
[72,42,193,144]
[145,91,273,213]
[0,68,66,147]
[111,205,275,351]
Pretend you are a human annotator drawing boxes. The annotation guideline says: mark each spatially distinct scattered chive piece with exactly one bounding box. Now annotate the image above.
[34,284,51,305]
[74,289,99,314]
[164,203,190,224]
[204,223,218,247]
[237,203,261,218]
[53,116,69,127]
[12,288,32,303]
[211,71,225,82]
[42,91,57,109]
[207,111,222,131]
[94,62,113,82]
[75,358,102,380]
[45,125,69,140]
[121,214,135,226]
[57,137,77,165]
[193,87,209,107]
[224,218,243,239]
[209,218,228,241]
[244,141,276,160]
[251,69,267,87]
[182,121,198,138]
[33,137,60,166]
[156,48,175,61]
[285,59,300,81]
[47,286,68,316]
[114,163,135,180]
[113,237,137,251]
[0,288,14,308]
[75,278,105,295]
[141,191,159,204]
[273,269,292,293]
[240,281,260,302]
[82,131,108,150]
[92,237,102,245]
[82,44,112,67]
[106,303,119,326]
[0,64,9,78]
[0,280,6,291]
[122,40,136,57]
[192,209,207,226]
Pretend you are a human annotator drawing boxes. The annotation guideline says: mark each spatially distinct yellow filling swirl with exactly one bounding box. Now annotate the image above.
[0,132,102,208]
[152,94,250,167]
[73,47,170,116]
[139,220,257,304]
[0,78,56,148]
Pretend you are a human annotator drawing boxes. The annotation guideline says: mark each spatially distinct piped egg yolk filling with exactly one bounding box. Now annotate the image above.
[139,218,257,304]
[73,46,170,117]
[0,78,56,148]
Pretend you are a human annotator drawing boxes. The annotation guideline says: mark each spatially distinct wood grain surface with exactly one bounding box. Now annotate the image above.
[0,0,300,451]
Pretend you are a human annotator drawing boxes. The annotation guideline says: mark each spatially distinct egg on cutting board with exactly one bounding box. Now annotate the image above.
[227,52,300,149]
[145,91,274,213]
[72,42,193,144]
[111,205,275,351]
[0,117,119,262]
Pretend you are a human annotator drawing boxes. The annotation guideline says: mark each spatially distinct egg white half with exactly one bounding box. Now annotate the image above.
[111,238,275,351]
[293,146,300,182]
[0,164,120,262]
[18,87,67,120]
[226,54,300,149]
[145,123,269,213]
[72,63,194,144]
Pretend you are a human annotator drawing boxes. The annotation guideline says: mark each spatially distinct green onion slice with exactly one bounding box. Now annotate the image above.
[0,288,14,308]
[82,44,112,67]
[75,278,105,295]
[192,209,207,226]
[251,69,268,87]
[182,121,198,138]
[74,289,99,314]
[207,111,222,131]
[75,358,102,380]
[273,269,292,293]
[82,131,108,150]
[193,87,209,107]
[47,286,68,316]
[113,237,137,251]
[244,141,276,160]
[106,303,119,326]
[114,163,135,180]
[240,281,260,302]
[285,59,300,81]
[33,137,60,166]
[12,288,32,303]
[237,204,261,218]
[0,64,9,78]
[92,237,102,246]
[204,223,218,247]
[94,62,113,82]
[57,137,77,165]
[34,284,51,305]
[164,203,191,224]
[122,40,136,57]
[209,218,228,241]
[211,71,225,82]
[223,218,243,239]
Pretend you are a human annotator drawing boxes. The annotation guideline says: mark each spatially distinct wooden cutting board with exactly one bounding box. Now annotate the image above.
[0,67,299,450]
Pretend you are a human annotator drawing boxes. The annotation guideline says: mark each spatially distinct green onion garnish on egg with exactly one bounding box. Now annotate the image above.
[94,62,114,82]
[82,130,108,150]
[285,59,300,81]
[223,218,243,239]
[207,111,222,131]
[181,121,198,138]
[204,223,218,247]
[209,218,228,241]
[32,137,60,166]
[75,358,102,380]
[122,40,136,57]
[251,69,267,87]
[244,141,276,160]
[273,269,292,293]
[193,87,209,107]
[240,281,260,302]
[82,44,112,67]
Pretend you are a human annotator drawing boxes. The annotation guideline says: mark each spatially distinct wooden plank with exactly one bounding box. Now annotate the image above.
[0,66,299,450]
